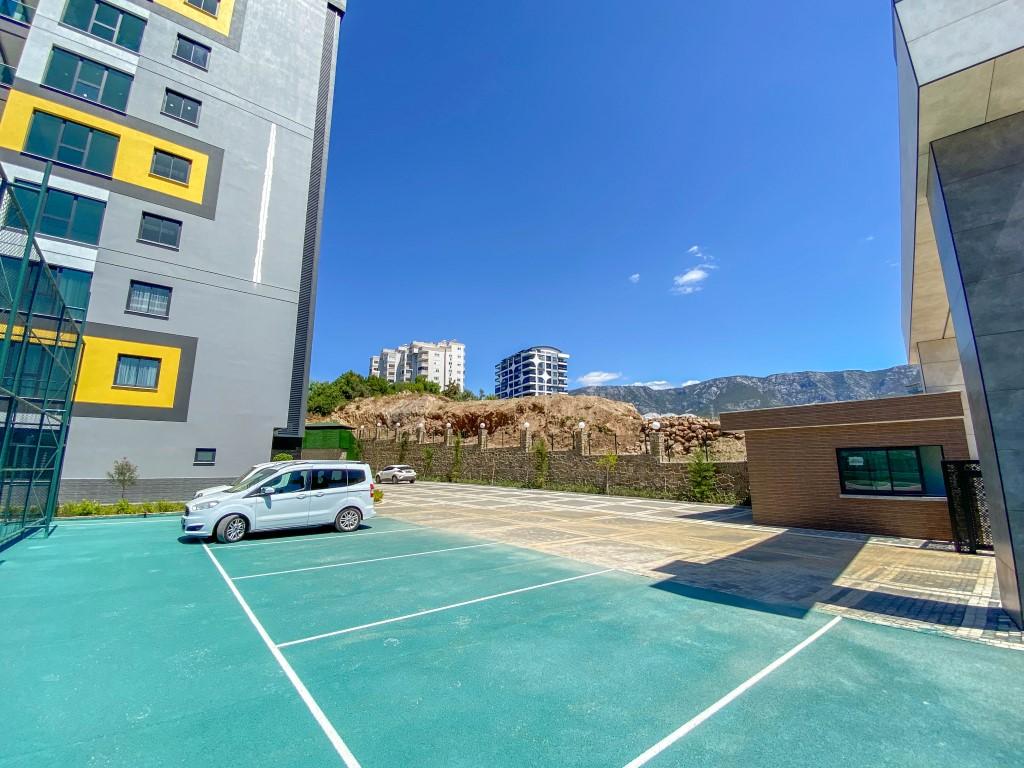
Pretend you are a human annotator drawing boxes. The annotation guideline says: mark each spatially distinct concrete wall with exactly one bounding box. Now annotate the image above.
[305,440,751,504]
[929,109,1024,626]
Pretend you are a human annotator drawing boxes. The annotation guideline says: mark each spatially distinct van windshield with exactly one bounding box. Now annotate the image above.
[227,466,278,494]
[230,465,259,486]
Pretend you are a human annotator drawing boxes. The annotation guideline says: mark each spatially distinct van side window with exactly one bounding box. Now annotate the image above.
[312,469,347,491]
[345,469,366,486]
[265,470,308,495]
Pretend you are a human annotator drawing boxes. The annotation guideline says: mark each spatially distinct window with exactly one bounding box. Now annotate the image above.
[150,150,191,184]
[346,468,366,485]
[161,89,200,126]
[42,48,132,111]
[193,448,216,465]
[260,470,309,496]
[138,213,181,248]
[7,180,106,245]
[311,469,348,491]
[0,256,91,320]
[114,354,160,389]
[126,280,171,318]
[24,111,118,175]
[186,0,220,16]
[173,34,210,70]
[837,446,946,497]
[62,0,146,52]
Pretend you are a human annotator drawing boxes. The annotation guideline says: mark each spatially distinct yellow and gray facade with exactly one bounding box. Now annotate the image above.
[893,0,1024,627]
[0,0,345,499]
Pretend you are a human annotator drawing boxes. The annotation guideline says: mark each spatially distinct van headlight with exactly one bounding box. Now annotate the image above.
[192,499,221,512]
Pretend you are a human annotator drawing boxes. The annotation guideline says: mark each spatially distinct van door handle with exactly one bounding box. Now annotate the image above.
[315,492,324,497]
[296,494,306,499]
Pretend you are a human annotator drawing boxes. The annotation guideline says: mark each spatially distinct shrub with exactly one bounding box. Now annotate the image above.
[56,499,185,517]
[106,457,139,499]
[532,440,549,489]
[423,446,434,478]
[398,432,409,463]
[448,436,463,482]
[684,450,725,503]
[59,499,103,517]
[272,452,293,461]
[596,454,618,494]
[372,488,384,504]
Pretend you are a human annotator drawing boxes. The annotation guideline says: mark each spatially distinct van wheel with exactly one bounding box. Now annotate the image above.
[216,514,247,544]
[334,507,361,532]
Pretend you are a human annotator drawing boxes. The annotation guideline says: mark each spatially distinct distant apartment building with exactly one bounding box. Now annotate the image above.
[495,346,569,399]
[369,340,465,390]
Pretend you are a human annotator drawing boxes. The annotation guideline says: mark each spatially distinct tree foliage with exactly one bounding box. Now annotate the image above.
[106,457,139,499]
[307,372,443,416]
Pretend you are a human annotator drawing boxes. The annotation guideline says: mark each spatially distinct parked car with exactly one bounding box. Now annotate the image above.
[376,465,417,484]
[181,461,376,543]
[193,461,282,499]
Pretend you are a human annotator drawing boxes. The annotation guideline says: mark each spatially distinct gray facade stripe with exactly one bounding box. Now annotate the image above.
[282,7,340,437]
[6,79,224,218]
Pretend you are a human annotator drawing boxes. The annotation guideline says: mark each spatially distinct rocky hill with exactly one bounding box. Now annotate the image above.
[571,365,922,417]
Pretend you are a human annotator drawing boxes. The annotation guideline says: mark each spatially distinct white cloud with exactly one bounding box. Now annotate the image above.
[687,245,700,255]
[577,371,622,387]
[628,273,640,284]
[680,379,700,387]
[630,380,673,390]
[864,235,876,242]
[672,245,718,295]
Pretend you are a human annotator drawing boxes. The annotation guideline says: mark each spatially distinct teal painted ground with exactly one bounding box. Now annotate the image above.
[2,515,1022,767]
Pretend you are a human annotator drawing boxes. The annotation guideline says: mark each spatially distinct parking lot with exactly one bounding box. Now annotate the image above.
[3,484,1023,767]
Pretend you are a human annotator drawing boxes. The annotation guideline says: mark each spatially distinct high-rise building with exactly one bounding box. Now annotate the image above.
[495,346,568,399]
[0,0,346,500]
[893,0,1024,627]
[369,340,465,390]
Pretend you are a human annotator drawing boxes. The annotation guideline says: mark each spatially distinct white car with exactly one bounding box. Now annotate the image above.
[376,465,417,484]
[181,461,376,543]
[193,461,283,499]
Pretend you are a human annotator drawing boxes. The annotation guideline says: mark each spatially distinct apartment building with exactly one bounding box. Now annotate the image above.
[0,0,345,500]
[495,346,568,399]
[369,339,465,390]
[893,0,1024,626]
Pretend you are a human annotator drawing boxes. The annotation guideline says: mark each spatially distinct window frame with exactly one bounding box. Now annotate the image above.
[836,446,931,498]
[125,279,172,319]
[7,179,106,245]
[172,34,211,71]
[23,111,119,177]
[137,212,182,249]
[112,353,161,390]
[149,149,192,185]
[185,0,220,18]
[160,88,201,127]
[193,448,216,466]
[62,0,146,53]
[42,47,133,113]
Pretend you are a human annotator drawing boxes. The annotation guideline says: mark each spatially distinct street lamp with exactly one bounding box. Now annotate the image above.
[578,421,586,431]
[651,421,661,431]
[522,421,529,429]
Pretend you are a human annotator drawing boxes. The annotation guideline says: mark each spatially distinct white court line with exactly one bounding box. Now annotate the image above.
[233,542,500,580]
[202,544,362,768]
[216,526,424,550]
[277,568,615,649]
[621,615,843,768]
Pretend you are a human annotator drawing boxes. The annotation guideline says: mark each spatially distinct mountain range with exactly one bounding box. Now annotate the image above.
[570,365,923,417]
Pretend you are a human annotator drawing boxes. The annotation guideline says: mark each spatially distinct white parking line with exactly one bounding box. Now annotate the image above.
[621,616,843,768]
[214,526,424,550]
[233,542,500,580]
[202,543,362,768]
[277,568,615,649]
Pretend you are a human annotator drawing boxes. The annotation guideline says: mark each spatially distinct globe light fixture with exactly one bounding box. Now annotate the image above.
[523,421,529,429]
[578,421,586,431]
[651,421,661,431]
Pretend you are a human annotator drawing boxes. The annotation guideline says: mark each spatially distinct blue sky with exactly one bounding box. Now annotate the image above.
[312,0,904,393]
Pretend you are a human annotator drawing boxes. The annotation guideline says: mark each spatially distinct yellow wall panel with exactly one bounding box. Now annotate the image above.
[153,0,235,36]
[0,91,209,204]
[75,336,180,408]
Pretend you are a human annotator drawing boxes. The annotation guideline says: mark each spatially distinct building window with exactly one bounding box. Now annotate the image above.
[173,34,210,70]
[150,149,191,184]
[114,354,160,389]
[24,111,118,175]
[161,89,200,126]
[42,48,132,111]
[138,213,181,248]
[194,448,216,465]
[7,180,106,245]
[837,446,946,497]
[62,0,146,52]
[186,0,219,17]
[126,280,171,318]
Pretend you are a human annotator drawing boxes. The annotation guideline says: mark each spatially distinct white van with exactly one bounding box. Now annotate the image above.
[181,461,376,543]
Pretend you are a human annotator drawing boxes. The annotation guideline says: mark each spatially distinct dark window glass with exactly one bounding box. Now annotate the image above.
[126,281,171,317]
[311,469,349,491]
[837,447,935,496]
[150,150,191,184]
[24,111,118,175]
[62,0,146,52]
[43,48,133,111]
[264,470,309,495]
[194,448,216,465]
[161,89,200,125]
[345,469,367,486]
[138,213,181,248]
[186,0,220,15]
[114,355,160,388]
[173,35,210,69]
[7,180,106,245]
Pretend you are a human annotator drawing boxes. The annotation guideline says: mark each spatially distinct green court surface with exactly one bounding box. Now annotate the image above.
[3,515,1022,767]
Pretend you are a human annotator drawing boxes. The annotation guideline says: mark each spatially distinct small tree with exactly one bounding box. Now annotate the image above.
[596,454,618,495]
[448,436,463,483]
[398,432,409,463]
[685,449,718,503]
[423,446,434,478]
[532,439,549,489]
[107,457,139,500]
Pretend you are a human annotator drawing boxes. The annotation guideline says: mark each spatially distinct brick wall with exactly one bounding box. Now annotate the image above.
[742,419,969,540]
[304,440,750,503]
[59,477,235,504]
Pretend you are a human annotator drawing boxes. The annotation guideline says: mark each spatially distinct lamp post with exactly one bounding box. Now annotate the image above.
[478,421,488,449]
[575,420,586,455]
[521,420,531,451]
[445,421,453,446]
[649,420,665,462]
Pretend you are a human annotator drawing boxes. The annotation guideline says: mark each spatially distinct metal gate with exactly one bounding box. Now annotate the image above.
[942,460,993,553]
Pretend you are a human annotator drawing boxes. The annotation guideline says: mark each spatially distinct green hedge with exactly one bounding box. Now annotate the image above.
[57,499,185,517]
